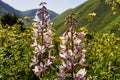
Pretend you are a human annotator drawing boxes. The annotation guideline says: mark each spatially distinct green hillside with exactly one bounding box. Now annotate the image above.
[52,0,120,36]
[99,15,120,35]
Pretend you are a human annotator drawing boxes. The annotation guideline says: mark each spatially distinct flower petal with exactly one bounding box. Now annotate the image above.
[76,68,87,78]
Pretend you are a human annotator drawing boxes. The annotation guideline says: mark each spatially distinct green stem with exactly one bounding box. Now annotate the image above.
[70,14,74,80]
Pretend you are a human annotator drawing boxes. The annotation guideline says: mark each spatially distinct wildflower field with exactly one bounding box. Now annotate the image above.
[0,1,120,80]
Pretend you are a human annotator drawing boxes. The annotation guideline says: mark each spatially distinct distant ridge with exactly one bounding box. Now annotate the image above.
[0,0,58,20]
[22,9,58,20]
[0,0,21,16]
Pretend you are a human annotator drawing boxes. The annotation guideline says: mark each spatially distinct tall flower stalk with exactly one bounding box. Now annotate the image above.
[30,2,55,79]
[57,13,87,80]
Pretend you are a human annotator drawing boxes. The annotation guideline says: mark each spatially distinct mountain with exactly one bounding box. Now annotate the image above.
[22,9,58,20]
[0,0,58,20]
[0,0,21,16]
[52,0,120,36]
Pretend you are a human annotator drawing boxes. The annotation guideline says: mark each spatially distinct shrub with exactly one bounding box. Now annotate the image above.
[85,32,120,80]
[0,23,38,80]
[0,13,24,30]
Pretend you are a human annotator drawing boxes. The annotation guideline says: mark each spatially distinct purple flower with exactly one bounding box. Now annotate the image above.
[78,54,87,66]
[30,2,55,78]
[33,15,40,22]
[57,13,87,79]
[32,66,41,77]
[59,53,67,60]
[30,56,38,67]
[35,45,45,56]
[75,32,86,40]
[39,2,47,6]
[76,68,87,78]
[45,60,52,67]
[48,53,55,61]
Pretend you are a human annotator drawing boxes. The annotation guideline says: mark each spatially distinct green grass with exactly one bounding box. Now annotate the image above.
[99,15,120,33]
[52,0,120,36]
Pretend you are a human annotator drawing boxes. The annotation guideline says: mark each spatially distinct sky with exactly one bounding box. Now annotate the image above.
[3,0,87,14]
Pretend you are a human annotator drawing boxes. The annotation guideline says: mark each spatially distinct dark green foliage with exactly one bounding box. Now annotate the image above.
[0,21,120,80]
[1,13,18,26]
[85,32,120,80]
[0,24,39,80]
[0,13,26,32]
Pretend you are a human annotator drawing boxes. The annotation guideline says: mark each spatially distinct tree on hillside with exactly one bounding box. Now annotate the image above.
[0,13,18,26]
[0,13,24,30]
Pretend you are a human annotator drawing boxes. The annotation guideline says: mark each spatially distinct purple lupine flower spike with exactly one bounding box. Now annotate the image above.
[30,2,55,79]
[56,13,87,80]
